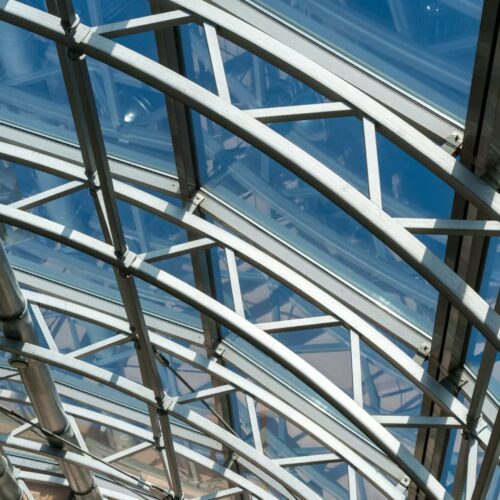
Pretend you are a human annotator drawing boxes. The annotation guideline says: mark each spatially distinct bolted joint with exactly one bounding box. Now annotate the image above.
[8,355,28,370]
[67,47,85,62]
[158,395,177,416]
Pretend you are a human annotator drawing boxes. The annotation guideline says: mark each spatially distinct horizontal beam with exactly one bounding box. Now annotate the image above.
[257,315,341,333]
[246,102,354,123]
[374,416,462,428]
[177,384,236,404]
[273,453,341,467]
[137,237,215,263]
[9,180,86,211]
[94,9,193,38]
[397,218,500,235]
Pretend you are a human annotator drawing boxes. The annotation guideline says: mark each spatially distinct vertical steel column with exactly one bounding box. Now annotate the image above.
[149,0,239,475]
[0,241,101,499]
[0,453,22,500]
[43,1,184,496]
[415,0,500,494]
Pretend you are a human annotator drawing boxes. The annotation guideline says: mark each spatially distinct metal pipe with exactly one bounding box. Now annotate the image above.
[0,241,101,499]
[0,454,23,500]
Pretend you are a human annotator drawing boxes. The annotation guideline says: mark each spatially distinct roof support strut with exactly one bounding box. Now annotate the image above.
[0,241,101,499]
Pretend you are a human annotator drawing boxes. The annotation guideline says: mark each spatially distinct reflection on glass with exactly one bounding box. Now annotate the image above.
[87,51,175,173]
[378,133,454,218]
[252,0,483,120]
[191,114,440,332]
[0,21,76,141]
[32,308,119,355]
[290,462,349,498]
[466,237,499,397]
[74,417,142,459]
[274,327,353,398]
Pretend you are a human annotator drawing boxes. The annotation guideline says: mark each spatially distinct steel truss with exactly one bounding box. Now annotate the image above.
[0,0,498,499]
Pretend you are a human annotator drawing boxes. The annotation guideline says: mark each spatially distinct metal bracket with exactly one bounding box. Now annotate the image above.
[442,131,463,155]
[158,395,178,415]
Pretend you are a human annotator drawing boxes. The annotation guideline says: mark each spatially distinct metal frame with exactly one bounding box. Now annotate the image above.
[0,0,498,498]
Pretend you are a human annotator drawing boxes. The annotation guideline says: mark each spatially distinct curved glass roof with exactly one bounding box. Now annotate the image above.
[249,0,483,121]
[0,1,498,499]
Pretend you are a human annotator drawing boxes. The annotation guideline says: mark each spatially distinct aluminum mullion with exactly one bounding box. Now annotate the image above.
[363,118,382,209]
[9,180,86,211]
[396,218,500,236]
[246,395,263,453]
[472,409,500,499]
[44,1,184,493]
[0,290,403,498]
[149,3,241,487]
[256,315,341,333]
[177,384,236,404]
[138,237,216,263]
[350,331,364,407]
[30,304,59,353]
[95,10,193,39]
[0,240,101,499]
[204,23,231,103]
[0,452,23,500]
[226,248,245,316]
[246,102,353,122]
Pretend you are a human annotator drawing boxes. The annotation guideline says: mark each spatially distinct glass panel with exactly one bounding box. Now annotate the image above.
[191,115,440,332]
[465,237,499,397]
[378,133,454,218]
[271,117,369,196]
[0,22,76,141]
[87,52,175,173]
[75,417,143,459]
[0,161,66,205]
[252,0,483,121]
[82,342,142,384]
[31,308,119,355]
[290,462,349,499]
[274,327,353,398]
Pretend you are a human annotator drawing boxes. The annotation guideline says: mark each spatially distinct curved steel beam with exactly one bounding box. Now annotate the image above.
[1,433,275,500]
[0,143,470,428]
[0,337,320,500]
[0,1,497,355]
[0,435,162,497]
[0,205,449,499]
[17,290,403,498]
[168,0,497,214]
[115,182,469,423]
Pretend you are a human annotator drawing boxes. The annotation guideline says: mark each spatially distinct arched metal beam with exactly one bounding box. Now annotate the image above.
[0,336,321,500]
[0,205,450,499]
[16,290,404,499]
[1,434,276,500]
[0,143,470,429]
[0,435,162,497]
[168,0,497,215]
[0,0,497,356]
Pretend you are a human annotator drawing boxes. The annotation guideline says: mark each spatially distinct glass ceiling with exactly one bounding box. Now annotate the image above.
[249,0,483,121]
[0,0,498,499]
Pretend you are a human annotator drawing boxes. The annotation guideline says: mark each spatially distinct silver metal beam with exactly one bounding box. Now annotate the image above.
[396,218,500,235]
[0,335,326,500]
[0,453,23,500]
[246,102,353,122]
[138,237,216,264]
[2,1,493,359]
[94,10,193,39]
[0,180,471,433]
[6,289,403,498]
[0,240,101,498]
